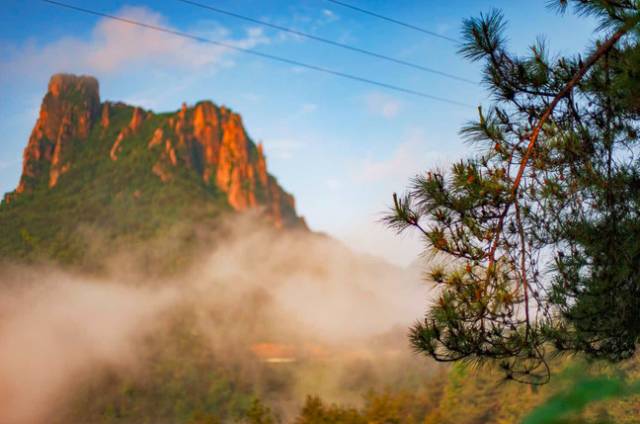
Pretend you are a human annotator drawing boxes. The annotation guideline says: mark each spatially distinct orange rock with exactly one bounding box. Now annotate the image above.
[8,74,307,229]
[148,128,163,149]
[110,132,125,161]
[152,162,172,183]
[110,107,146,161]
[129,107,144,132]
[17,74,100,190]
[165,139,177,166]
[101,102,110,128]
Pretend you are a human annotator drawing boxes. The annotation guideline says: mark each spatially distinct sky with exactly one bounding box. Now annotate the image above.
[0,0,598,265]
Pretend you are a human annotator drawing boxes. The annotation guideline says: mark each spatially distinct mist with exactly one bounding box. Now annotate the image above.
[0,216,433,423]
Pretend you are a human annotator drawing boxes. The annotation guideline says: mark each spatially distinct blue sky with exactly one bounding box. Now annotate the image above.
[1,1,597,264]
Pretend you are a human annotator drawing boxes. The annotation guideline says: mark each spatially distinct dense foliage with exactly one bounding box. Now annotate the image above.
[290,360,640,424]
[54,338,640,424]
[386,0,640,383]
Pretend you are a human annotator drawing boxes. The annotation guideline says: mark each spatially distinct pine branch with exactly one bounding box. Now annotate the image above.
[486,20,637,268]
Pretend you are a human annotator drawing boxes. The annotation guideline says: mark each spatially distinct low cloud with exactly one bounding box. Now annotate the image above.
[0,217,429,422]
[0,272,177,424]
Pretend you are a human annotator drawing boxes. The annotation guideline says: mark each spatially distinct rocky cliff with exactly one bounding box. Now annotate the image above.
[6,74,305,230]
[17,74,101,192]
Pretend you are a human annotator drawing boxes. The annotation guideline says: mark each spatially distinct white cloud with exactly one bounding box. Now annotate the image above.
[353,129,450,185]
[340,219,425,267]
[365,92,401,119]
[1,6,269,78]
[321,9,339,22]
[340,129,458,266]
[119,76,198,110]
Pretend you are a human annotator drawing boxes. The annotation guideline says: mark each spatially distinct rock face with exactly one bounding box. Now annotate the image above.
[8,74,306,229]
[17,74,100,192]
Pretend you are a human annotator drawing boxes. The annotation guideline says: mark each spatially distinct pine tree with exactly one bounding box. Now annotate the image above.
[386,0,640,384]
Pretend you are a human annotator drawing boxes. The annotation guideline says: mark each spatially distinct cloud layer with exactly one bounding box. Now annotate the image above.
[2,6,268,79]
[0,218,429,423]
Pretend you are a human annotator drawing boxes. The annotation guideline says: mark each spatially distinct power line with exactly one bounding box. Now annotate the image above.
[176,0,475,85]
[326,0,459,43]
[41,0,473,108]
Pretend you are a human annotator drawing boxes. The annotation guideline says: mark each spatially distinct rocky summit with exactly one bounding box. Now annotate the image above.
[0,74,306,264]
[6,74,305,228]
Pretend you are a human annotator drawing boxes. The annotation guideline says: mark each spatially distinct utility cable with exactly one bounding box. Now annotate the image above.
[176,0,474,84]
[41,0,474,107]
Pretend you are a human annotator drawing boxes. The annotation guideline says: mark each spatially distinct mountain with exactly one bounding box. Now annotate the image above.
[0,74,306,264]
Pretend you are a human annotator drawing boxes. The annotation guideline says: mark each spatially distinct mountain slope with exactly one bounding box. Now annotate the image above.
[0,74,306,264]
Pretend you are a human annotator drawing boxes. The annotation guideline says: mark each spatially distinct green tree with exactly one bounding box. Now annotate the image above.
[294,396,365,424]
[245,398,276,424]
[386,0,640,384]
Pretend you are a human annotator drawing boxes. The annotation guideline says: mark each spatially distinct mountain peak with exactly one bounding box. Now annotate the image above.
[3,74,306,233]
[48,73,99,100]
[12,74,101,194]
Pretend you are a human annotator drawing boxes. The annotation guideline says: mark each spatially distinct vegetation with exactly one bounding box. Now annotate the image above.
[55,342,640,423]
[288,359,640,424]
[56,307,264,424]
[4,2,640,422]
[386,0,640,384]
[0,104,230,270]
